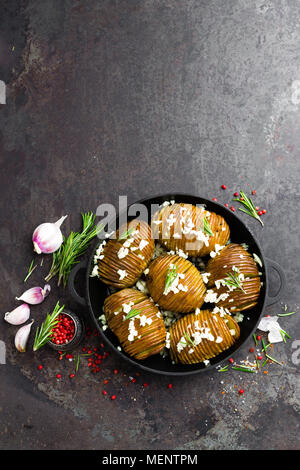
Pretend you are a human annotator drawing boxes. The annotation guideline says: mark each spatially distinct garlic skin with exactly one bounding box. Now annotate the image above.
[15,320,34,352]
[16,284,51,305]
[32,215,68,254]
[4,303,30,325]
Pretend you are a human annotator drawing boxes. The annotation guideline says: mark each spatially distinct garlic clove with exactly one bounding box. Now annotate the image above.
[15,320,34,352]
[4,303,30,325]
[16,284,51,305]
[32,215,68,254]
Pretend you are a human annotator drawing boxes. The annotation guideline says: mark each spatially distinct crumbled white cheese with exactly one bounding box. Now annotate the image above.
[118,246,129,259]
[204,289,229,303]
[216,336,223,343]
[122,301,134,314]
[117,269,127,280]
[123,238,134,248]
[233,312,244,323]
[165,332,170,349]
[210,244,224,258]
[135,279,149,294]
[128,319,138,342]
[201,272,211,284]
[90,265,99,277]
[139,240,149,251]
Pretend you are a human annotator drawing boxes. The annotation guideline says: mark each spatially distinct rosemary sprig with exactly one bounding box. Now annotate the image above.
[278,311,296,317]
[118,226,135,241]
[164,265,178,293]
[232,190,264,226]
[33,301,64,351]
[203,217,214,237]
[224,268,245,293]
[24,259,37,282]
[123,309,141,321]
[45,212,103,287]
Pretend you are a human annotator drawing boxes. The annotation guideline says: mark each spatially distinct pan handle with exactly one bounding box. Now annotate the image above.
[265,258,286,307]
[67,261,88,307]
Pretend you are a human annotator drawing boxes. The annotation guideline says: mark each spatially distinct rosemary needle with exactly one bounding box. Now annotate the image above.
[24,260,37,282]
[232,366,256,373]
[123,309,142,321]
[203,217,214,237]
[278,311,296,317]
[265,354,282,365]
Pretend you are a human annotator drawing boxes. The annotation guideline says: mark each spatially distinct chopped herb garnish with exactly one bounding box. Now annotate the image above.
[203,217,214,237]
[253,333,258,346]
[164,265,178,293]
[24,259,37,282]
[232,190,264,226]
[224,268,245,293]
[185,332,195,347]
[123,309,141,321]
[118,226,135,241]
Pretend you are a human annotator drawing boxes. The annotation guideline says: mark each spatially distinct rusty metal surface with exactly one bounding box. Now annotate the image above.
[0,0,299,450]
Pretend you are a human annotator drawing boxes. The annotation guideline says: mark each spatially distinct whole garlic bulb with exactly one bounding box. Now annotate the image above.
[32,215,68,254]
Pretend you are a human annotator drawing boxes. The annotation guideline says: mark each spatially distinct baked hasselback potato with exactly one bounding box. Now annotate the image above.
[204,243,261,312]
[146,254,206,313]
[151,202,230,257]
[95,219,154,288]
[169,309,240,364]
[104,288,166,360]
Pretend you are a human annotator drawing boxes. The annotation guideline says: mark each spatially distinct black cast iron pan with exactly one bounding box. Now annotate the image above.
[68,193,286,376]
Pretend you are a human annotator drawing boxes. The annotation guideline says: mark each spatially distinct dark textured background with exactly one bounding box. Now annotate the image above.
[0,0,299,450]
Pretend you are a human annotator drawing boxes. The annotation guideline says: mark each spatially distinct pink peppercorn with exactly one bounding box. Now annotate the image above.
[221,185,227,190]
